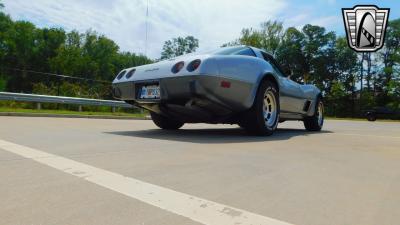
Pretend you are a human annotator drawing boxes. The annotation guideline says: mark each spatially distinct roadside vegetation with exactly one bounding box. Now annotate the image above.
[0,107,146,117]
[0,2,399,119]
[222,20,400,118]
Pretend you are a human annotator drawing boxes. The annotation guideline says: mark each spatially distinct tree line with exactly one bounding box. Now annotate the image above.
[0,6,152,100]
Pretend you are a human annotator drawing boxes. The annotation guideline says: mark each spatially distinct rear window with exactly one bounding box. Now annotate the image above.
[210,47,256,57]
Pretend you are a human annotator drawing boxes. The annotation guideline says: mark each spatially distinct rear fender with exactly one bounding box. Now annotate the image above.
[247,70,280,109]
[213,56,273,109]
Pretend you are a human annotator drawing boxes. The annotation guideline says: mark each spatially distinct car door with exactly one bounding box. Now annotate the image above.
[262,53,305,113]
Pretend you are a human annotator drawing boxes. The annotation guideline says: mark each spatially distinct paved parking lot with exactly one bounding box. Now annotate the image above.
[0,116,399,225]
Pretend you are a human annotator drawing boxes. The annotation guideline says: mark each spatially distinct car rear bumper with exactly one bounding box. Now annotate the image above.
[112,75,253,120]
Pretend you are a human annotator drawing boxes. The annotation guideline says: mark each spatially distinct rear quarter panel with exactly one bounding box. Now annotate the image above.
[213,55,275,109]
[300,84,321,116]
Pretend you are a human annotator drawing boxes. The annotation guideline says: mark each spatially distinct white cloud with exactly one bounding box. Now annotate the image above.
[279,5,343,35]
[3,0,288,59]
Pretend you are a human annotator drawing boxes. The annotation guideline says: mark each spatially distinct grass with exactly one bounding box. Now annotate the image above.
[326,117,367,121]
[326,116,400,122]
[0,107,147,118]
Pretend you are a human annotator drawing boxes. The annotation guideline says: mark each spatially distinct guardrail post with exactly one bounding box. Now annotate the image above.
[112,106,116,113]
[36,102,41,110]
[78,105,82,112]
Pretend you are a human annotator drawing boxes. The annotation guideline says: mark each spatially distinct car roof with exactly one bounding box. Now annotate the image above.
[214,45,274,59]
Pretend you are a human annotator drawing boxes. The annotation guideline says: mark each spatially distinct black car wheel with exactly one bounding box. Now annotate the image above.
[239,80,280,136]
[150,112,184,130]
[366,113,377,121]
[303,97,324,131]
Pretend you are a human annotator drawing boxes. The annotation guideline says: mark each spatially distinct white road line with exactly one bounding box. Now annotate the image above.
[0,139,294,225]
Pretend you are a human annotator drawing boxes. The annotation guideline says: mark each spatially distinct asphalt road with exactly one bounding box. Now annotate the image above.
[0,116,399,225]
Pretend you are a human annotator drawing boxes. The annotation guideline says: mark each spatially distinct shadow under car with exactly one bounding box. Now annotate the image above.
[105,127,333,144]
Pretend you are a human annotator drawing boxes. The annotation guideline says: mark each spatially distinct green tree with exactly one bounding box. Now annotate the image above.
[387,79,400,109]
[81,30,119,80]
[333,37,358,116]
[275,27,307,82]
[114,52,152,73]
[49,30,150,83]
[49,30,85,77]
[238,20,284,55]
[161,36,199,59]
[378,19,400,95]
[326,81,347,116]
[0,75,6,91]
[35,28,66,72]
[0,12,13,64]
[238,28,262,48]
[3,21,41,92]
[5,21,38,70]
[334,37,357,91]
[301,24,336,89]
[0,13,152,96]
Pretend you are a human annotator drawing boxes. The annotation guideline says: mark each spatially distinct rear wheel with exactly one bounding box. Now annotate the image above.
[303,98,324,131]
[366,113,377,121]
[150,112,184,130]
[239,80,279,136]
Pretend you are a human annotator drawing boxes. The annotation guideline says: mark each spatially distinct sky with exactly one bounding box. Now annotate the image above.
[3,0,399,59]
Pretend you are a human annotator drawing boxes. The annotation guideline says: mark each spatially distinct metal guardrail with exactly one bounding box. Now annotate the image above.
[0,92,134,110]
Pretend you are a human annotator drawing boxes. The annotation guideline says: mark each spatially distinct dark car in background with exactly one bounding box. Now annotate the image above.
[363,107,400,121]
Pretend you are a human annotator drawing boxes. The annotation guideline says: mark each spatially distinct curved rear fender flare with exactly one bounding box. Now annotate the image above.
[247,72,280,109]
[306,91,323,117]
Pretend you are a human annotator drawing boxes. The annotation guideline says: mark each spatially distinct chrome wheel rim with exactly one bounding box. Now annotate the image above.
[263,90,277,127]
[317,101,324,126]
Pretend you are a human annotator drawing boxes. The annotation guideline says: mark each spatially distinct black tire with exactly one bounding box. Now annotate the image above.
[150,112,184,130]
[239,80,280,136]
[366,113,377,121]
[304,97,324,131]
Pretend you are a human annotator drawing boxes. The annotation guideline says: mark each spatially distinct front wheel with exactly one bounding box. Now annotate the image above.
[150,112,184,130]
[303,98,324,131]
[366,113,377,121]
[239,80,280,136]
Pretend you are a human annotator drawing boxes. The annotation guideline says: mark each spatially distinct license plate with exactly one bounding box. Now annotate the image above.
[139,85,160,99]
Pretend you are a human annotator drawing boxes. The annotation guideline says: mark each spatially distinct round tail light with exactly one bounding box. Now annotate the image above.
[171,61,185,74]
[187,59,201,72]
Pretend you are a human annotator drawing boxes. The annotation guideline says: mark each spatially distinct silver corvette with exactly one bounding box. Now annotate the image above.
[112,46,324,135]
